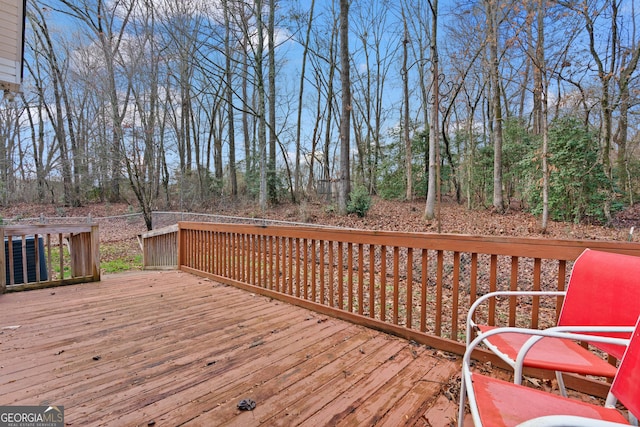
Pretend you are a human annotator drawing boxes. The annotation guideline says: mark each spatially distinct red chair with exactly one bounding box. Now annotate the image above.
[466,249,640,395]
[458,317,640,426]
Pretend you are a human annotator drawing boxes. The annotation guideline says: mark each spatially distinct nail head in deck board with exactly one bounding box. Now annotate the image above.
[0,270,459,426]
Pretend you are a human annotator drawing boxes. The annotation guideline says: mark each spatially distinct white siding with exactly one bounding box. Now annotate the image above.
[0,0,24,92]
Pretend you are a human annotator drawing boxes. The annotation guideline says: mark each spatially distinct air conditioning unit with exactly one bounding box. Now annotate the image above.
[4,236,48,284]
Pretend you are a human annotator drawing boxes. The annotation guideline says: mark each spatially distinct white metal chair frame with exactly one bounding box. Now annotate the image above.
[459,326,634,427]
[466,290,625,396]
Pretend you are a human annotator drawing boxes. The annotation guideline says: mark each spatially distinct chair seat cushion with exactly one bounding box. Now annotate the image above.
[478,325,618,377]
[471,373,629,427]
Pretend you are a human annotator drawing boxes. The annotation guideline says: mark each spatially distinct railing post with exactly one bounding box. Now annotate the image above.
[177,223,183,269]
[0,226,5,294]
[91,224,101,281]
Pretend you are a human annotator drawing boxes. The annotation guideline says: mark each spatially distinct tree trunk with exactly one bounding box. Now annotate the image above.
[536,0,549,232]
[338,0,351,214]
[294,0,315,201]
[223,0,237,197]
[267,0,277,203]
[485,0,504,213]
[255,0,268,211]
[425,0,439,222]
[402,11,412,201]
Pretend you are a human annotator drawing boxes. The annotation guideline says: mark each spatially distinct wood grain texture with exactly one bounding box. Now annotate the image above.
[0,270,459,426]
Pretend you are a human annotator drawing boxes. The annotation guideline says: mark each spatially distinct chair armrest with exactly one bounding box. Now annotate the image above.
[516,415,630,426]
[466,290,566,346]
[513,325,633,386]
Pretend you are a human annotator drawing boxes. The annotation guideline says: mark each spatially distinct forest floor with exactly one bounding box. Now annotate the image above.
[2,197,640,265]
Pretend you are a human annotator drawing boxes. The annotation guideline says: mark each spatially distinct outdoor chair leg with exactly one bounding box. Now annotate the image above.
[458,376,467,427]
[556,371,568,397]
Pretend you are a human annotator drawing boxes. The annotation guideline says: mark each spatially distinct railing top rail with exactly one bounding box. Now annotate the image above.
[140,224,179,239]
[1,224,97,236]
[177,221,640,260]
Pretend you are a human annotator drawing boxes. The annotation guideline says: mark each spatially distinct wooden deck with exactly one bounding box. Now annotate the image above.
[0,271,460,426]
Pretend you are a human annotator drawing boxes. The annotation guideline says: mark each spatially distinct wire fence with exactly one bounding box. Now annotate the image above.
[1,211,349,245]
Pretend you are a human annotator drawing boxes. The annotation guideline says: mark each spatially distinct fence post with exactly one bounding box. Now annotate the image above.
[177,223,183,269]
[91,224,100,281]
[0,227,5,294]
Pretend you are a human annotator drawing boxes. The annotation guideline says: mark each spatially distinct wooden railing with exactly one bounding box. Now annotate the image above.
[0,224,100,292]
[139,224,178,270]
[174,221,640,397]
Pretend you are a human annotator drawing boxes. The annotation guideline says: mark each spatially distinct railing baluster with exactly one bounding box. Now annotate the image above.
[488,254,498,326]
[509,256,519,327]
[227,232,232,278]
[406,247,413,328]
[436,250,444,336]
[532,258,542,329]
[58,233,64,280]
[328,241,334,305]
[251,234,257,286]
[452,251,461,339]
[303,238,309,299]
[7,235,14,284]
[274,236,280,292]
[311,239,317,302]
[319,240,325,304]
[556,260,566,321]
[393,246,399,324]
[236,232,240,280]
[380,245,387,322]
[337,242,344,309]
[265,235,270,287]
[242,233,246,282]
[268,236,277,290]
[232,233,238,280]
[358,243,364,315]
[420,248,428,332]
[46,234,52,283]
[34,233,41,282]
[469,252,478,326]
[287,236,292,294]
[347,242,353,312]
[369,244,375,319]
[295,238,301,297]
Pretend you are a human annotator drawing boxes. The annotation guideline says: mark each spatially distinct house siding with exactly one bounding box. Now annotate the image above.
[0,0,24,92]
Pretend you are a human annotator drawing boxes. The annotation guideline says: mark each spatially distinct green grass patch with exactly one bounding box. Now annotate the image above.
[100,242,144,273]
[102,255,143,273]
[48,245,71,280]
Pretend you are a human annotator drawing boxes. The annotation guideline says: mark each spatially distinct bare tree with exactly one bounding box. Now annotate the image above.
[401,8,411,200]
[26,5,78,206]
[425,0,440,222]
[337,0,351,214]
[223,0,238,196]
[485,0,505,213]
[120,0,162,230]
[556,0,640,220]
[293,0,315,200]
[255,0,268,211]
[0,99,21,205]
[55,0,135,203]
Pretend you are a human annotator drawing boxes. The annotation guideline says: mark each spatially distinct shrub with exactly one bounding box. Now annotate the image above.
[347,185,372,217]
[523,117,611,223]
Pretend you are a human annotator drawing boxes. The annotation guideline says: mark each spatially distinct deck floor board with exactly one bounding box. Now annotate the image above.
[0,270,460,426]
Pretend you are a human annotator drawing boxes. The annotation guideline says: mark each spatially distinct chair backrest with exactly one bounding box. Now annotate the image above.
[610,316,640,419]
[559,249,640,358]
